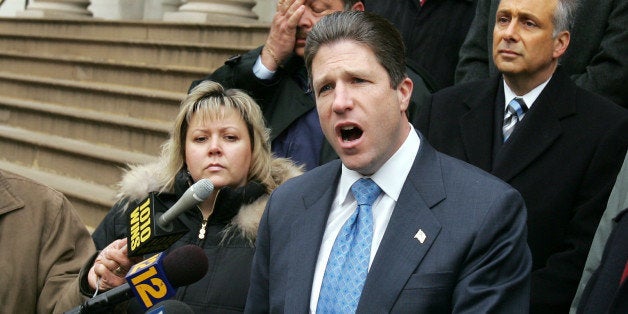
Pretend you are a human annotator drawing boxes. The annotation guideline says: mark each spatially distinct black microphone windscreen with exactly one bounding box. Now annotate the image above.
[163,244,208,287]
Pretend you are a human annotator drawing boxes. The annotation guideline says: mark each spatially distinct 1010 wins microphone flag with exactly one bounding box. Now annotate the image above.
[128,179,213,256]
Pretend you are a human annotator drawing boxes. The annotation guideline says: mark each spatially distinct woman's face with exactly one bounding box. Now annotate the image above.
[185,108,252,189]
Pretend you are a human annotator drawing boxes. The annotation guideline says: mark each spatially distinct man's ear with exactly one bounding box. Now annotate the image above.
[352,1,365,11]
[397,77,413,113]
[553,31,570,59]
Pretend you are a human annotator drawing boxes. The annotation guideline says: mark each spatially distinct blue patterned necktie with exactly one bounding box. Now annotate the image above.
[317,178,382,313]
[503,97,528,142]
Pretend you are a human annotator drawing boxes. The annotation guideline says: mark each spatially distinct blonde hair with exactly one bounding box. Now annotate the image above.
[157,80,276,192]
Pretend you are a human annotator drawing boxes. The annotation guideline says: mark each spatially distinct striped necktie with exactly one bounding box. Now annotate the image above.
[503,97,527,141]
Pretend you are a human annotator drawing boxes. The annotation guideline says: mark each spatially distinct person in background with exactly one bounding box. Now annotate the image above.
[0,169,133,313]
[572,152,628,313]
[575,210,628,314]
[365,0,477,91]
[245,10,531,313]
[91,80,303,312]
[190,0,364,171]
[415,0,628,311]
[455,0,627,107]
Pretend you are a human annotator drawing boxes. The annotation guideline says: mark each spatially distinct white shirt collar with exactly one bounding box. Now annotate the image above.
[503,76,551,111]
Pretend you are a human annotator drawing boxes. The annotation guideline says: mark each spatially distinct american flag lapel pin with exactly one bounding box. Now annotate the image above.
[414,229,426,244]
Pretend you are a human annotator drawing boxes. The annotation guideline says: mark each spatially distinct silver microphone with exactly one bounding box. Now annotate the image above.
[157,178,214,230]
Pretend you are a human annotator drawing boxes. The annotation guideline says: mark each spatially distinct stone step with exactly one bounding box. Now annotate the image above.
[0,124,157,188]
[0,51,208,93]
[0,32,251,70]
[0,71,183,123]
[0,95,169,155]
[0,17,269,47]
[0,159,114,230]
[0,17,270,230]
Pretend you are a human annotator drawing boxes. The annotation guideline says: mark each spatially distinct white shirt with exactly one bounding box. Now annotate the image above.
[309,123,420,313]
[503,76,551,113]
[253,55,275,80]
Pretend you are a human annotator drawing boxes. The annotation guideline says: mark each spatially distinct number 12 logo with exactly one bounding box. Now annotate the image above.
[126,252,176,309]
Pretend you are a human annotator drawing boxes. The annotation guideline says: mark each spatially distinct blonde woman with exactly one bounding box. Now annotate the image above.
[92,80,302,312]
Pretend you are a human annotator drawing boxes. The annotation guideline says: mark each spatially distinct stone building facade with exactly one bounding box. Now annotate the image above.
[1,0,275,22]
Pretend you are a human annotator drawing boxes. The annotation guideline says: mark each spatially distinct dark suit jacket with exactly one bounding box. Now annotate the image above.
[577,208,628,314]
[414,69,628,313]
[455,0,628,107]
[245,133,531,313]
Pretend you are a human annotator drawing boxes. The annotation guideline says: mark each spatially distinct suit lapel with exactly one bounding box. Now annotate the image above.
[357,138,445,312]
[284,162,341,312]
[460,78,502,172]
[492,71,575,181]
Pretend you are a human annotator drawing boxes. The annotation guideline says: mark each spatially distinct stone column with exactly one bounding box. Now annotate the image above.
[89,0,145,20]
[144,0,182,20]
[18,0,92,18]
[163,0,259,23]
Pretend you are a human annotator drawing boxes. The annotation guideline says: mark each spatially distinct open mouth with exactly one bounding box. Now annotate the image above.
[340,125,363,142]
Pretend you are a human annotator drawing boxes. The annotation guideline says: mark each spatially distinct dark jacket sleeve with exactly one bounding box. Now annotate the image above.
[453,188,532,313]
[92,199,132,250]
[191,48,264,90]
[454,0,497,83]
[188,46,295,121]
[531,116,628,312]
[568,0,628,108]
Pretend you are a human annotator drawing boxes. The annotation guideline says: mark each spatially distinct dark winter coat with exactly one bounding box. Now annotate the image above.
[92,159,302,313]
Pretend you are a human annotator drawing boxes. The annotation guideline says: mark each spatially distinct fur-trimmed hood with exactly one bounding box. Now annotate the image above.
[115,157,303,243]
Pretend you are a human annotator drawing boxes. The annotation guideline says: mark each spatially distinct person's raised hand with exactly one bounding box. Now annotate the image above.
[262,0,305,70]
[87,238,141,293]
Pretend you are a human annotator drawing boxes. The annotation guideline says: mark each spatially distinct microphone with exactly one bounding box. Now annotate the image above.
[145,300,194,314]
[66,245,208,313]
[157,178,214,229]
[127,179,214,256]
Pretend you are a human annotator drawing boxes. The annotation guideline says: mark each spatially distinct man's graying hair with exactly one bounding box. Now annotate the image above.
[304,10,407,89]
[553,0,579,37]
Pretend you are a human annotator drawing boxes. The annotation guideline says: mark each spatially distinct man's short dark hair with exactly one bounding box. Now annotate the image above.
[304,10,407,89]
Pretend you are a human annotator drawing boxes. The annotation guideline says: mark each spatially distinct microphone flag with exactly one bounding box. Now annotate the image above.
[127,251,176,310]
[128,193,188,257]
